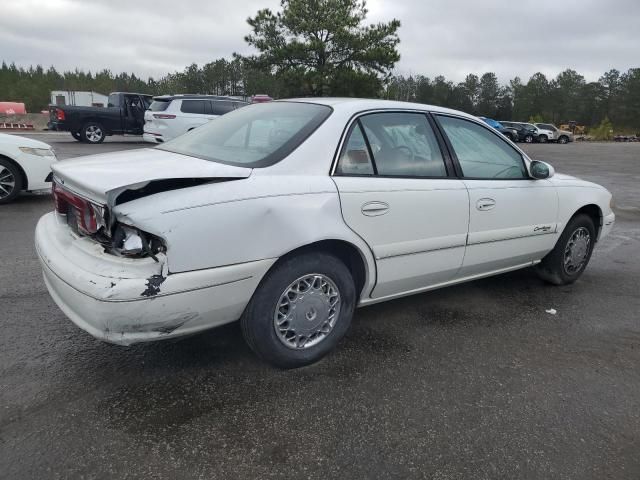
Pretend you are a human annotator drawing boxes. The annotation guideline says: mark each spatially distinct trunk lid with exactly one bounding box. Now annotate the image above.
[51,148,251,206]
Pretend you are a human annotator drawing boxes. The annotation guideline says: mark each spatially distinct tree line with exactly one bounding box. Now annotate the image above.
[1,0,638,132]
[386,69,640,131]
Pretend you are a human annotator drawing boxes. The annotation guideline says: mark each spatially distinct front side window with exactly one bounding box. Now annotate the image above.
[158,102,332,168]
[181,100,206,114]
[108,94,121,108]
[437,115,527,179]
[336,112,447,177]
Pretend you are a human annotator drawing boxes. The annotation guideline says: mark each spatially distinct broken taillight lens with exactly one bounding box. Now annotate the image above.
[56,108,65,121]
[52,180,103,235]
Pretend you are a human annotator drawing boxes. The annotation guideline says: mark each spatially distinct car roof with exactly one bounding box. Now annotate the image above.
[152,94,246,102]
[280,97,479,120]
[111,92,152,96]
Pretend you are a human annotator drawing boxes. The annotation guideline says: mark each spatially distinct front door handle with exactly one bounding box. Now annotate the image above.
[361,201,389,216]
[476,198,496,211]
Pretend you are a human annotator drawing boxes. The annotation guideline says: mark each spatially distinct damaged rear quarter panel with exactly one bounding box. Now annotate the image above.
[112,174,376,295]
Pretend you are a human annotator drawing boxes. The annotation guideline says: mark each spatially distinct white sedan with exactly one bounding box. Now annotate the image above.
[0,133,57,203]
[35,99,615,368]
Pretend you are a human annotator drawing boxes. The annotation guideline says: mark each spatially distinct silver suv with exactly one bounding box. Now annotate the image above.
[534,123,574,144]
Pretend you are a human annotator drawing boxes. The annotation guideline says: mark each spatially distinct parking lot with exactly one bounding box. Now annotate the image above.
[1,134,639,478]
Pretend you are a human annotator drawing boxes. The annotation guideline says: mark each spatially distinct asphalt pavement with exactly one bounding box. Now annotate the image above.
[1,134,639,479]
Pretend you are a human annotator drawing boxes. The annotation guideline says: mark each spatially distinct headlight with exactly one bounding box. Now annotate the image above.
[19,147,55,157]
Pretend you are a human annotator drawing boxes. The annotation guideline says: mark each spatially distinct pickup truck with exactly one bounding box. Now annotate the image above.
[48,92,153,144]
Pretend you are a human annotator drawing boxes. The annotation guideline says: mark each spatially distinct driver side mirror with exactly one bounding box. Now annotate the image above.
[530,160,554,179]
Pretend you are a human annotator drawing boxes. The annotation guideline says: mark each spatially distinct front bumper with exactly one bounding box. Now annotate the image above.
[35,212,275,345]
[17,152,57,191]
[600,212,615,241]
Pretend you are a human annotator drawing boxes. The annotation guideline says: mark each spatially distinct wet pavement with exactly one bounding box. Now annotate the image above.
[1,135,639,479]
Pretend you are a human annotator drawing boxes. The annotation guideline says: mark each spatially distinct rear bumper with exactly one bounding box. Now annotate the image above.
[142,132,163,143]
[35,212,275,345]
[47,121,68,132]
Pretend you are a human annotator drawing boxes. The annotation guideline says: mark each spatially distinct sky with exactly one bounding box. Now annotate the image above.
[1,0,639,83]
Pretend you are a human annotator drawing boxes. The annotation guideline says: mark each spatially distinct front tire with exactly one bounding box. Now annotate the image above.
[241,252,356,369]
[524,134,534,143]
[536,214,596,285]
[81,122,106,144]
[538,135,547,143]
[0,158,22,204]
[558,135,569,144]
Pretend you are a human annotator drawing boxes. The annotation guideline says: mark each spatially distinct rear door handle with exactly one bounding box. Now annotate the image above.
[361,201,389,216]
[476,198,496,211]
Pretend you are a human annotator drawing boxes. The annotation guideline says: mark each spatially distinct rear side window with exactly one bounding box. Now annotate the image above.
[149,100,170,112]
[210,100,234,115]
[180,100,206,114]
[335,124,374,175]
[437,115,527,179]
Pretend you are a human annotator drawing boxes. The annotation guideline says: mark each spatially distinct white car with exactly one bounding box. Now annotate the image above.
[35,99,615,368]
[0,133,57,204]
[534,123,574,144]
[143,95,248,144]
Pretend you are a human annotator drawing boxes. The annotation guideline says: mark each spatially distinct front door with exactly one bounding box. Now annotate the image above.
[332,111,470,299]
[435,114,559,277]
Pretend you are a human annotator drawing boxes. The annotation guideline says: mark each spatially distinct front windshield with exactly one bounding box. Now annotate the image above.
[157,102,332,168]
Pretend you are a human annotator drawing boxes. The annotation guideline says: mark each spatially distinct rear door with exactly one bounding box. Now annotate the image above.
[208,100,235,120]
[179,99,209,133]
[332,111,470,299]
[434,114,558,277]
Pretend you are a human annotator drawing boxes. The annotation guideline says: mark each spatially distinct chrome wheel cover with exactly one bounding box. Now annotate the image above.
[564,227,591,274]
[274,274,341,349]
[86,125,103,142]
[0,166,16,199]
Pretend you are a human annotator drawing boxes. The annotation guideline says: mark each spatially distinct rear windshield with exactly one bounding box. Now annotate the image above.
[157,102,332,168]
[149,100,170,112]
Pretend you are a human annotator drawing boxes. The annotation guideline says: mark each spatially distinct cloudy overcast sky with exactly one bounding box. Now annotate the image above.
[1,0,638,83]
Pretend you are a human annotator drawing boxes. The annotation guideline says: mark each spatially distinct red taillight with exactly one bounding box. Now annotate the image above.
[153,114,176,119]
[52,181,99,234]
[56,108,65,121]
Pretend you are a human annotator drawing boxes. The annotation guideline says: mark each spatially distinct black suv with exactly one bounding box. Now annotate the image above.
[500,121,539,143]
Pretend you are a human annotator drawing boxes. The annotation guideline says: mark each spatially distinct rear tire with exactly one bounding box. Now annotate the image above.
[71,131,83,142]
[0,158,23,204]
[241,252,356,369]
[536,214,596,285]
[81,122,105,144]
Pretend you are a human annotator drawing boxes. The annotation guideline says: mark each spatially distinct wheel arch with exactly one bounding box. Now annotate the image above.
[82,119,110,134]
[268,239,372,300]
[0,153,28,190]
[571,203,602,239]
